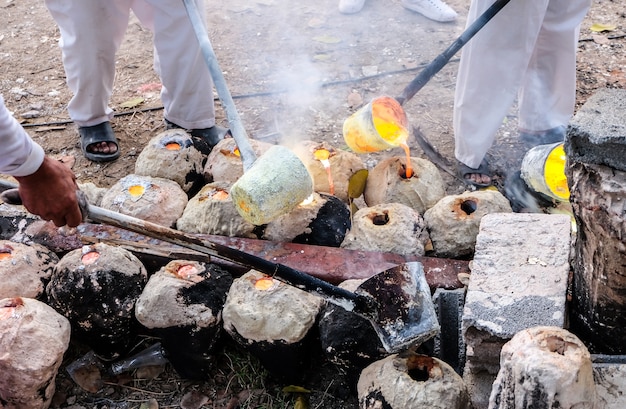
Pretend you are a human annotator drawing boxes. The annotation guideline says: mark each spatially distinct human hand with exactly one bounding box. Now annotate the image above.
[14,157,82,227]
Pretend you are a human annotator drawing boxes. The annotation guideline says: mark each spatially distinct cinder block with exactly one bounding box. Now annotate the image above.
[462,213,571,374]
[567,88,626,172]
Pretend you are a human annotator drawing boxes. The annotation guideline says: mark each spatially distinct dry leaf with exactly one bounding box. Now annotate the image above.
[180,390,209,409]
[137,82,162,93]
[347,91,363,108]
[119,97,144,109]
[312,35,341,44]
[139,399,159,409]
[308,17,325,28]
[313,53,331,61]
[589,22,616,32]
[592,34,610,45]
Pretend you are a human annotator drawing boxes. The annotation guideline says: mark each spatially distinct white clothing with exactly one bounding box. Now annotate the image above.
[0,95,45,177]
[453,0,591,169]
[44,0,216,130]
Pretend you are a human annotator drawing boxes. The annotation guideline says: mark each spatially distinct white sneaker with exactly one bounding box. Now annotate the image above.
[401,0,458,22]
[339,0,366,14]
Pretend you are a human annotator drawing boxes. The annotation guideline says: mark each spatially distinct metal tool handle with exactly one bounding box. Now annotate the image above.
[181,0,257,171]
[396,0,512,106]
[0,178,372,316]
[85,204,369,310]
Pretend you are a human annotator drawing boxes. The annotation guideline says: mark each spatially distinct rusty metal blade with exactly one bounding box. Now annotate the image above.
[356,262,439,353]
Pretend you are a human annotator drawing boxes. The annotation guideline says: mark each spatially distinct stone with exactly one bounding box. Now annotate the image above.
[0,240,58,300]
[358,353,471,409]
[341,202,430,257]
[134,129,204,193]
[432,288,466,376]
[489,326,597,409]
[176,181,257,238]
[566,88,626,353]
[100,174,188,228]
[567,88,626,172]
[423,190,512,258]
[293,140,366,203]
[364,156,446,215]
[0,297,71,409]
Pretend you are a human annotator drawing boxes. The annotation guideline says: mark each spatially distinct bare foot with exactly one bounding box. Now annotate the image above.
[464,172,491,186]
[86,141,118,155]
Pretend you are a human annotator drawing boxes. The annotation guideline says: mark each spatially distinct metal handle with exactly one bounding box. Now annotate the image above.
[181,0,257,171]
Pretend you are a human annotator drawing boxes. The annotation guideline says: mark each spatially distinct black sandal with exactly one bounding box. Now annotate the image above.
[457,158,492,188]
[79,122,120,162]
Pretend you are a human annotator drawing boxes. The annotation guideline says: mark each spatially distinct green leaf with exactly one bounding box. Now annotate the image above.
[348,169,368,199]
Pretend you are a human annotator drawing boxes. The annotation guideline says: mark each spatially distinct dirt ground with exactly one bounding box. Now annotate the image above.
[1,0,625,408]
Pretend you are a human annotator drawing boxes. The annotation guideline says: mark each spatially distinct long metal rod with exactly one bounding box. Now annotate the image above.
[181,0,257,171]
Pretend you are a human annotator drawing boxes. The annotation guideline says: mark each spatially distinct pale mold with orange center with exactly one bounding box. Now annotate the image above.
[204,138,273,184]
[134,260,233,380]
[0,297,71,409]
[177,181,257,238]
[294,140,366,203]
[45,243,148,361]
[101,174,188,228]
[221,270,324,382]
[0,240,59,300]
[135,129,204,192]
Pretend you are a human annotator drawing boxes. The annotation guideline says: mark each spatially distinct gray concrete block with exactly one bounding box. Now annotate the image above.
[462,212,572,376]
[567,88,626,172]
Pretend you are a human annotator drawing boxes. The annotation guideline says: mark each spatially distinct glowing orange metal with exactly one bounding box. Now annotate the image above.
[254,276,275,291]
[400,142,413,178]
[81,251,100,265]
[165,142,182,151]
[314,148,335,195]
[128,185,145,197]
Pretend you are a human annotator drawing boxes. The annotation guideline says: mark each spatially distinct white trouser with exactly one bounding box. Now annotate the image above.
[453,0,591,168]
[44,0,216,130]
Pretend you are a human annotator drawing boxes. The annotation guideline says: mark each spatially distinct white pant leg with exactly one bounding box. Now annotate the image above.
[453,0,550,168]
[518,0,591,132]
[135,0,216,129]
[45,0,133,127]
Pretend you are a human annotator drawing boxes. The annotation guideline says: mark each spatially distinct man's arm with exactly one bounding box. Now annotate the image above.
[1,95,82,227]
